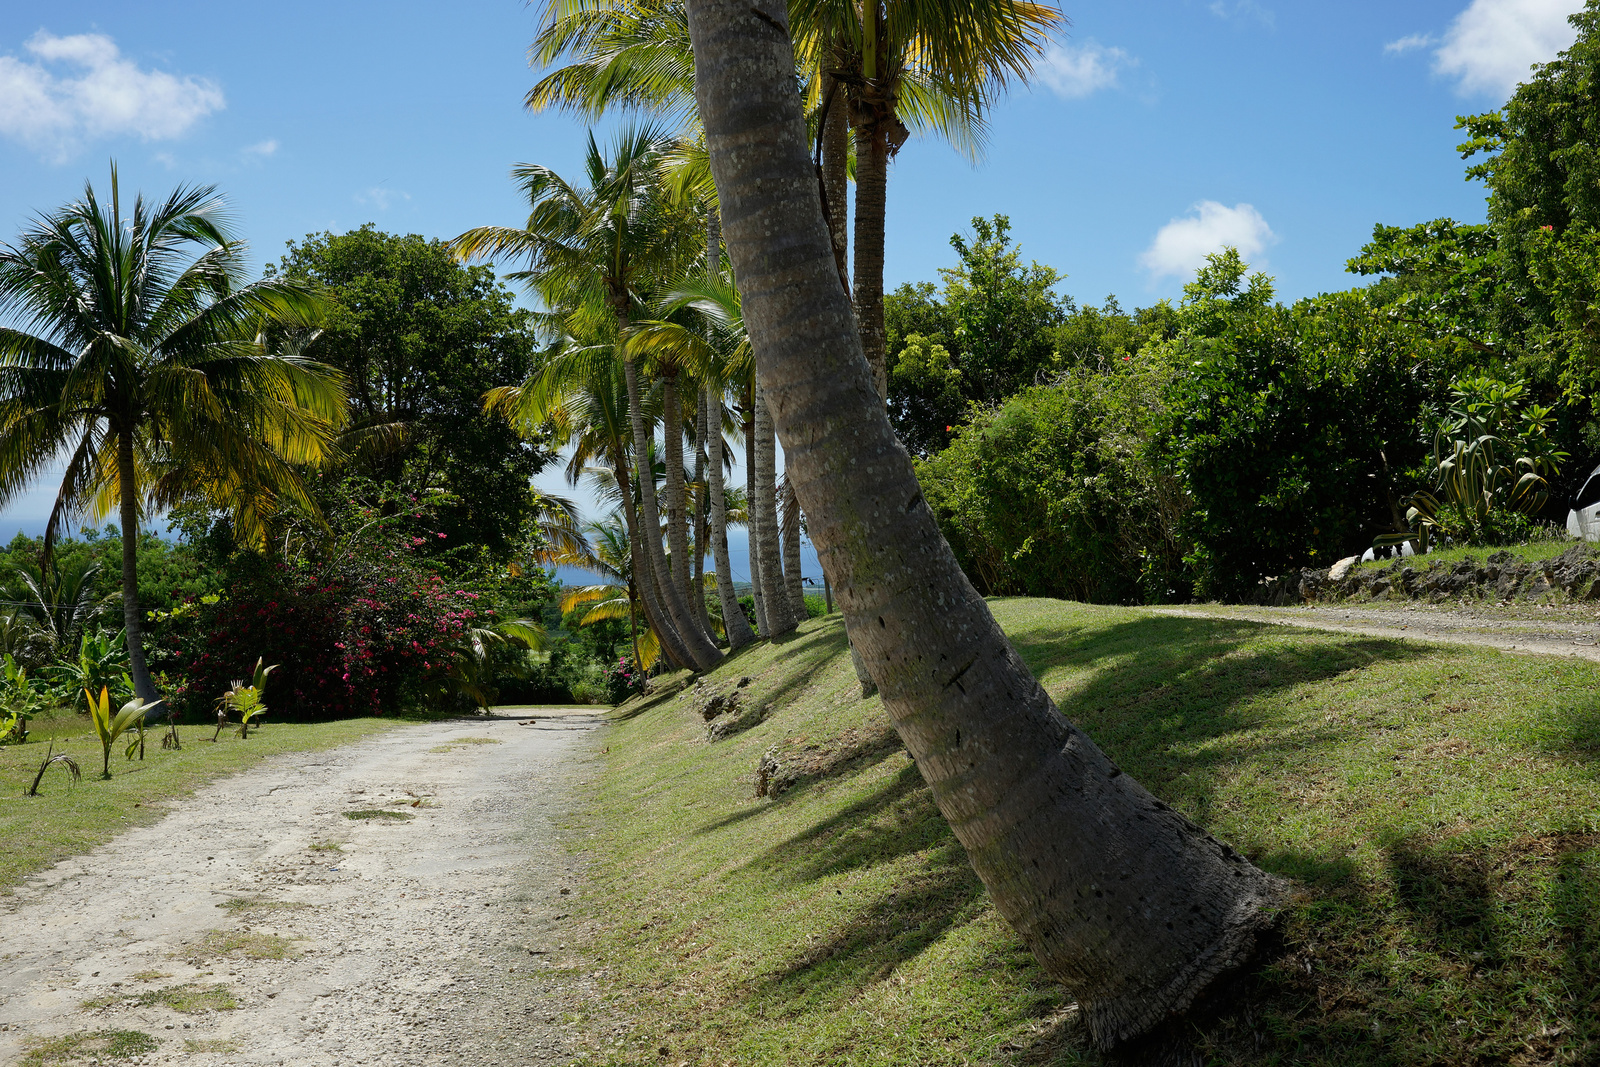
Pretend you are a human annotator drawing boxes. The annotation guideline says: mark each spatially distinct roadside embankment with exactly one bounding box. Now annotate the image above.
[577,600,1600,1066]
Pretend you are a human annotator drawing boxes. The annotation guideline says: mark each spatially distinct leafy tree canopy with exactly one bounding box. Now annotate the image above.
[886,214,1173,456]
[269,226,554,558]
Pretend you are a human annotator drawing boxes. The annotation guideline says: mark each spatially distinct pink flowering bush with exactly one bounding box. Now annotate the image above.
[165,500,486,721]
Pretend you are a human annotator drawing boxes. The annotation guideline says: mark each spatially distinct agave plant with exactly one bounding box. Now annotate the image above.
[86,686,150,779]
[1377,375,1567,551]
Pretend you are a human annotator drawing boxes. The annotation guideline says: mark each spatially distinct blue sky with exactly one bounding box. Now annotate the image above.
[0,0,1584,581]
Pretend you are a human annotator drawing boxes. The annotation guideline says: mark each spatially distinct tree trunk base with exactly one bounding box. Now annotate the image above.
[1084,874,1290,1050]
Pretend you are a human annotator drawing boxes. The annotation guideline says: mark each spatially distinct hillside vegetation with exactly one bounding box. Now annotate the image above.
[578,599,1600,1065]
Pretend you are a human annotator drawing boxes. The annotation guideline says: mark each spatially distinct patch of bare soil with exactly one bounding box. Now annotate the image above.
[1153,601,1600,661]
[0,711,615,1067]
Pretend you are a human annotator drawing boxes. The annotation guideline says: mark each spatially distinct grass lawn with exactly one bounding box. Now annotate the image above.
[577,598,1600,1066]
[0,713,395,894]
[1349,529,1585,574]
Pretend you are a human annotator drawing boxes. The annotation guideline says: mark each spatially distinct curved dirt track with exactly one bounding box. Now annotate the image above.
[0,710,610,1067]
[1153,602,1600,661]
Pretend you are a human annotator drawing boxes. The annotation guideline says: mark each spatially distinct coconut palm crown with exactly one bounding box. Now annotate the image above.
[0,166,347,708]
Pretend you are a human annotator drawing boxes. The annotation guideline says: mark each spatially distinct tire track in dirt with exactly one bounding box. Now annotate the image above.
[0,710,612,1066]
[1152,603,1600,662]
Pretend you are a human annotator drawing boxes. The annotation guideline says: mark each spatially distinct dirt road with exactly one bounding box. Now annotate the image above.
[1153,602,1600,661]
[0,710,611,1067]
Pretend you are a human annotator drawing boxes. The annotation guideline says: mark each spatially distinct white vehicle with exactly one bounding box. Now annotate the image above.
[1568,463,1600,541]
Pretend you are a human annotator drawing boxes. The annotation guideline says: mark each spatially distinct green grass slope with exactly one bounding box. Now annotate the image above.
[579,598,1600,1066]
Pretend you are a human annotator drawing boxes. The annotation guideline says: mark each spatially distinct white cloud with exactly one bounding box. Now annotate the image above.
[1139,201,1276,279]
[1384,33,1437,56]
[0,31,223,160]
[357,187,411,211]
[1433,0,1582,97]
[243,138,278,157]
[1209,1,1275,28]
[1036,39,1133,99]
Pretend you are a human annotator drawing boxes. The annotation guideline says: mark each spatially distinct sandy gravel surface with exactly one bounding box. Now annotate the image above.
[0,710,612,1067]
[1153,602,1600,661]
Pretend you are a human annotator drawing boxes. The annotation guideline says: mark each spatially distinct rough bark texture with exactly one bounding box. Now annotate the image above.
[708,383,756,649]
[851,117,890,402]
[752,385,795,636]
[820,63,851,290]
[780,475,807,620]
[685,0,1287,1046]
[117,428,160,712]
[743,390,769,638]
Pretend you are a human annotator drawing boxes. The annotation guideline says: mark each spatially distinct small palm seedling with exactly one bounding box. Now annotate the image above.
[161,720,182,750]
[25,742,82,796]
[217,658,277,739]
[86,687,151,779]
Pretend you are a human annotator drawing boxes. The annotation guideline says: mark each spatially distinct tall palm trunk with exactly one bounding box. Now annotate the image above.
[742,385,769,637]
[623,355,721,669]
[779,475,807,620]
[115,428,159,711]
[851,109,891,402]
[691,387,714,637]
[708,383,755,648]
[752,385,795,636]
[820,60,851,288]
[823,57,878,695]
[685,0,1286,1047]
[661,370,697,615]
[615,457,695,671]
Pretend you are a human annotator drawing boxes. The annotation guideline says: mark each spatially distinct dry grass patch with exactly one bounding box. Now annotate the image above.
[344,808,413,821]
[82,983,237,1014]
[19,1029,157,1065]
[182,1037,241,1053]
[180,930,297,963]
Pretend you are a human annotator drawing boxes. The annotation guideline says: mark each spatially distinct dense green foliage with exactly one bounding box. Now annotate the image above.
[270,227,553,559]
[1161,255,1451,598]
[919,364,1185,604]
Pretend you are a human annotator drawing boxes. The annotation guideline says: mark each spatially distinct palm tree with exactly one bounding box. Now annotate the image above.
[793,0,1063,400]
[627,274,757,647]
[550,512,661,670]
[685,0,1285,1047]
[486,334,699,670]
[452,127,721,670]
[0,168,345,707]
[0,556,116,662]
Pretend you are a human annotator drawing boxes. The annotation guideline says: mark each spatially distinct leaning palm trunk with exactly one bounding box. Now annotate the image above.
[752,385,794,636]
[623,356,721,669]
[615,458,696,670]
[685,0,1286,1047]
[116,429,159,710]
[779,475,807,620]
[742,388,770,637]
[691,387,714,637]
[661,370,697,615]
[707,384,756,648]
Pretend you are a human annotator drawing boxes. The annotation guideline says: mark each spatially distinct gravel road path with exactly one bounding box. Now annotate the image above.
[1153,602,1600,661]
[0,710,610,1067]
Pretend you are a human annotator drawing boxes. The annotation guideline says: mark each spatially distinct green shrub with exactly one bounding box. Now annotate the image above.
[917,358,1189,604]
[1160,256,1454,598]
